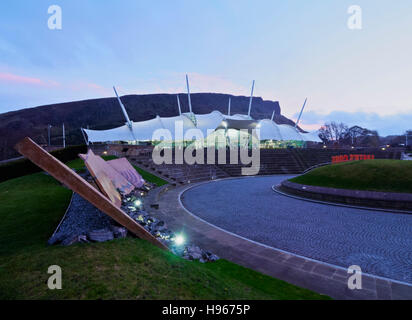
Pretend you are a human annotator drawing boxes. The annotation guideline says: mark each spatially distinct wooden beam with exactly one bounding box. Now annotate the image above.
[14,137,168,251]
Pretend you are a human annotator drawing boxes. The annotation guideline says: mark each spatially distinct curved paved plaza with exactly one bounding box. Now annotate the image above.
[181,175,412,284]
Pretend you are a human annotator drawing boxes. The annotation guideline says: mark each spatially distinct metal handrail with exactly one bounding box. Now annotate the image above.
[302,162,331,174]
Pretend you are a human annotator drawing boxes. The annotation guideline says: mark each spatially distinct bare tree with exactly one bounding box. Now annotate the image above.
[319,122,348,144]
[344,125,365,145]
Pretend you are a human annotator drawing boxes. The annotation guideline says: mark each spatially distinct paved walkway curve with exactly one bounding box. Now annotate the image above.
[180,175,412,285]
[146,178,412,299]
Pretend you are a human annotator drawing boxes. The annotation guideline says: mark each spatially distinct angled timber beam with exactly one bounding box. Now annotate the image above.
[14,137,168,251]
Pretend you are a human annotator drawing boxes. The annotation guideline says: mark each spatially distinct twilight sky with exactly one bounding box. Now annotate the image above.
[0,0,411,135]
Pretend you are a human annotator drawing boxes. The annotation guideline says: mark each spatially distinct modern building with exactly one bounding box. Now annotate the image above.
[82,77,322,148]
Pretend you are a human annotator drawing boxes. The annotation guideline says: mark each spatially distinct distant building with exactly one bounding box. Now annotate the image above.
[82,77,322,148]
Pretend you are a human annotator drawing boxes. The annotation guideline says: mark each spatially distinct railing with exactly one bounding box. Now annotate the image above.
[301,162,331,174]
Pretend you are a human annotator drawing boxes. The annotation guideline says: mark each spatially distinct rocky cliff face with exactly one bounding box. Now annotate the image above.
[0,92,293,160]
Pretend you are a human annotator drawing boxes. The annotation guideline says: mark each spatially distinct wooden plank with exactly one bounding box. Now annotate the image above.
[14,137,168,251]
[87,168,122,207]
[79,149,135,197]
[107,158,145,188]
[79,149,134,207]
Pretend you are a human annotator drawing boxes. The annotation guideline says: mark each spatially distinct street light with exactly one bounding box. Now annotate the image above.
[47,125,52,146]
[134,199,142,208]
[62,123,65,148]
[174,234,185,246]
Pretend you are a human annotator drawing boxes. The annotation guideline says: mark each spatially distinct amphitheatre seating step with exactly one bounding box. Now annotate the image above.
[116,146,402,181]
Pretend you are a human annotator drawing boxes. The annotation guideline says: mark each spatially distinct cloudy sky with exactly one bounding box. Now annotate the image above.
[0,0,411,135]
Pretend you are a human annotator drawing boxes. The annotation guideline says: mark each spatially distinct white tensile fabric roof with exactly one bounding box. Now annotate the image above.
[278,124,307,141]
[257,119,283,140]
[194,111,225,136]
[83,110,321,143]
[83,123,135,143]
[299,131,323,142]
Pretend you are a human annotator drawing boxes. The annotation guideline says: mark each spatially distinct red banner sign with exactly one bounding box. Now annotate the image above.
[332,154,375,164]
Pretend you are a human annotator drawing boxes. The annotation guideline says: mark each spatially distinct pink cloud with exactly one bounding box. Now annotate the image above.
[86,83,104,90]
[0,72,59,87]
[299,122,323,132]
[68,82,111,95]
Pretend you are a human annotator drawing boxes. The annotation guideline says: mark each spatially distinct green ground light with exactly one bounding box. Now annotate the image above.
[0,159,327,299]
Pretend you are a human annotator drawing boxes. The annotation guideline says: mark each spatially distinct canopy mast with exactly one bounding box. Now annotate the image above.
[81,128,89,146]
[186,74,193,114]
[295,98,308,129]
[271,110,275,122]
[247,80,255,117]
[227,97,231,116]
[113,86,137,142]
[177,95,182,115]
[62,123,65,148]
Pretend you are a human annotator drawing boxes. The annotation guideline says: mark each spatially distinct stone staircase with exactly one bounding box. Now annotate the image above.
[92,144,403,184]
[216,149,303,176]
[127,149,229,185]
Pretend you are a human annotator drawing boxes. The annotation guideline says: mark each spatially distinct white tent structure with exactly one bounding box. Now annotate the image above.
[258,119,283,141]
[83,111,322,145]
[82,77,322,146]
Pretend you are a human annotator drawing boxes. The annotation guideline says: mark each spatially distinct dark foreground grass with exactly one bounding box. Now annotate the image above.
[0,164,327,299]
[290,159,412,194]
[0,237,327,300]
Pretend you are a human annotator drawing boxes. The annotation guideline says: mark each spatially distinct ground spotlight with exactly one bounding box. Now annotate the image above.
[134,199,142,207]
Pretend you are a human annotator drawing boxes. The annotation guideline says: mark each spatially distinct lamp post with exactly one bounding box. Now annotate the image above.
[48,125,52,146]
[62,123,65,148]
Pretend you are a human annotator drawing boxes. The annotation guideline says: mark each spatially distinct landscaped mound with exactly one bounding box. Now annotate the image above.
[290,159,412,194]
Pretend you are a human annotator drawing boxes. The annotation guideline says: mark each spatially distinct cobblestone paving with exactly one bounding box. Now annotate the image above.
[181,175,412,284]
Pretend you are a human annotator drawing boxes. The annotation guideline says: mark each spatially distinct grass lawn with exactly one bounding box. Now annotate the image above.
[0,161,328,299]
[132,165,168,187]
[290,159,412,194]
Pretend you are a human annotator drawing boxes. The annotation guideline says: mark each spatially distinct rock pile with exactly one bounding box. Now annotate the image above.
[48,171,219,263]
[120,192,219,263]
[181,245,219,263]
[48,192,115,245]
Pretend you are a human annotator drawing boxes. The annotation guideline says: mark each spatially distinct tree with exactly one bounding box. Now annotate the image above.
[319,122,348,144]
[343,125,380,147]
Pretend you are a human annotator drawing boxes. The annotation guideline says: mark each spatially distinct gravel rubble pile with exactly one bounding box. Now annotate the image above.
[48,170,219,263]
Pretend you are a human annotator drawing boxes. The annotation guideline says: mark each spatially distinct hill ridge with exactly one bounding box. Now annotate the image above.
[0,92,295,160]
